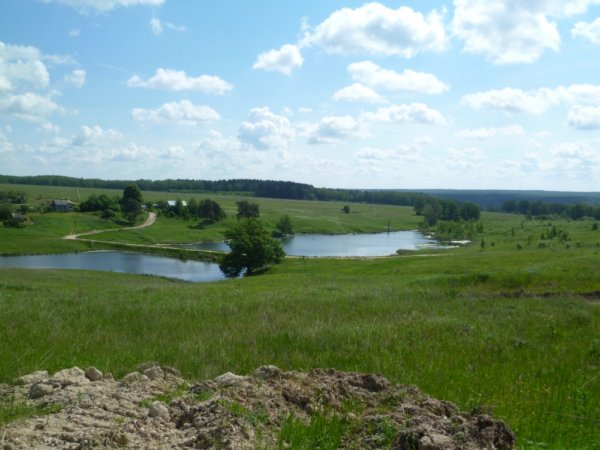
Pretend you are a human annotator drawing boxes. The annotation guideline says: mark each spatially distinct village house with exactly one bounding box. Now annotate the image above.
[49,199,74,212]
[167,200,187,208]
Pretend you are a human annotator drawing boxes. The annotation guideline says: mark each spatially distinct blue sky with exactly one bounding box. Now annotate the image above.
[1,0,599,190]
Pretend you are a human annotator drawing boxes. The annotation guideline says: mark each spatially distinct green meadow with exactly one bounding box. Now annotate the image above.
[0,182,420,248]
[1,183,599,448]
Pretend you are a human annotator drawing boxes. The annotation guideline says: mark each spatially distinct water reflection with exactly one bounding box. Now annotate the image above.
[0,251,224,283]
[185,231,438,257]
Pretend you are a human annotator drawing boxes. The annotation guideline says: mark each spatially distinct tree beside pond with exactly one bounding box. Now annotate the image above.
[121,184,143,225]
[219,219,285,278]
[274,215,294,237]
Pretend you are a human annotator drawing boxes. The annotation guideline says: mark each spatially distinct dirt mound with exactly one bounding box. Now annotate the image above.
[0,365,515,449]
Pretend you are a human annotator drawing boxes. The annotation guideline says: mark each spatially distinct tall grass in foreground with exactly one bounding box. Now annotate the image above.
[1,248,599,448]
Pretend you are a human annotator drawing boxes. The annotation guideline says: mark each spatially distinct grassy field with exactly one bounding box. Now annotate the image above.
[1,183,600,448]
[0,212,123,255]
[1,183,421,248]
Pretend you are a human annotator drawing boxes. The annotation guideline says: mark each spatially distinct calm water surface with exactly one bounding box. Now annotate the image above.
[186,230,438,257]
[0,232,440,281]
[0,251,224,282]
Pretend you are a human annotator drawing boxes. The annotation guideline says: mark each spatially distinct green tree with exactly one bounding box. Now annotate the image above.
[174,199,185,218]
[0,203,12,221]
[198,199,226,223]
[101,209,116,220]
[219,219,285,278]
[236,200,259,219]
[80,194,119,213]
[121,184,143,225]
[459,202,481,221]
[341,205,350,214]
[122,184,143,203]
[422,202,440,227]
[274,215,294,237]
[187,198,198,217]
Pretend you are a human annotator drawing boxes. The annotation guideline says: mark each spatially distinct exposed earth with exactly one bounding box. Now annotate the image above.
[0,364,516,449]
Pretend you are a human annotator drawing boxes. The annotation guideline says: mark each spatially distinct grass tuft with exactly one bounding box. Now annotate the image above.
[0,398,62,427]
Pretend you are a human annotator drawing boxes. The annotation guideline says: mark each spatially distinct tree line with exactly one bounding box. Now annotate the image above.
[0,175,430,208]
[414,197,480,226]
[1,175,481,225]
[502,200,600,220]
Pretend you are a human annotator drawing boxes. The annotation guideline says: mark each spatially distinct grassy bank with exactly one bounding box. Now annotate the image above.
[1,182,421,251]
[0,213,121,255]
[1,242,599,448]
[2,183,600,447]
[84,199,420,246]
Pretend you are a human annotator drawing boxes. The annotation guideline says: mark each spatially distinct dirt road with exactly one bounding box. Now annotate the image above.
[63,212,156,240]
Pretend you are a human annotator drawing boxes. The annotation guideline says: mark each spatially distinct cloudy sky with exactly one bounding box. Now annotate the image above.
[1,0,600,190]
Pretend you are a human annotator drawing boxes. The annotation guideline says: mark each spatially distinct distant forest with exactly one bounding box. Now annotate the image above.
[406,189,600,209]
[501,199,600,220]
[0,174,484,223]
[0,174,432,207]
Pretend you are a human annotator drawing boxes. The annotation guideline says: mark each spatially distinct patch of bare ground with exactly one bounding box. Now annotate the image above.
[0,364,515,449]
[500,289,600,302]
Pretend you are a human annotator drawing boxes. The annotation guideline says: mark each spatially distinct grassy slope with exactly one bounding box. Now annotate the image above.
[1,183,420,248]
[1,183,600,447]
[0,213,125,255]
[0,249,599,448]
[86,200,420,245]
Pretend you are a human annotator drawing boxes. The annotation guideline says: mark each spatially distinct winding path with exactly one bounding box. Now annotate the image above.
[63,212,157,241]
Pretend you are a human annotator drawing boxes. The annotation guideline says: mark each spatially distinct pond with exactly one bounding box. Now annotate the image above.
[184,230,439,257]
[0,251,224,283]
[0,232,443,282]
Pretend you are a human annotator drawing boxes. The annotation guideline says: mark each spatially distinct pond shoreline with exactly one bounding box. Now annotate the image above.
[180,230,444,258]
[0,250,226,283]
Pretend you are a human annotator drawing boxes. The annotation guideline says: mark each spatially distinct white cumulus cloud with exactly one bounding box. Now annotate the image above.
[0,41,50,91]
[132,100,220,126]
[253,44,303,75]
[332,83,386,104]
[308,115,363,144]
[572,18,600,44]
[72,125,121,146]
[127,68,232,94]
[238,107,295,150]
[462,87,561,114]
[567,105,600,129]
[0,92,61,122]
[361,103,446,125]
[462,84,600,114]
[348,61,449,94]
[455,125,525,139]
[0,41,78,122]
[64,69,86,88]
[303,3,446,57]
[452,0,561,64]
[562,84,600,104]
[453,0,600,63]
